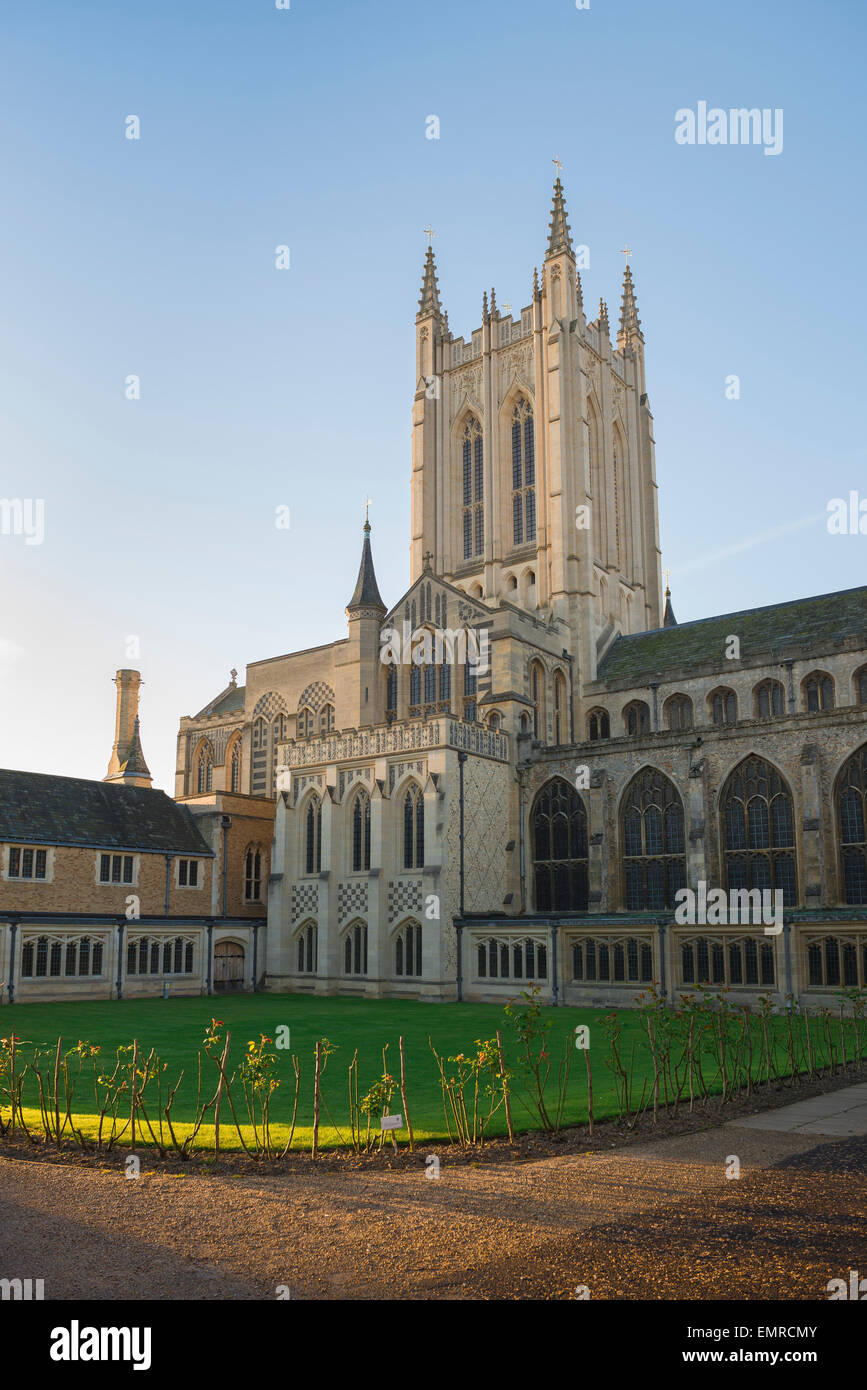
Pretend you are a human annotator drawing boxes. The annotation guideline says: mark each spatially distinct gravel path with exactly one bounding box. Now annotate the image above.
[2,1117,864,1300]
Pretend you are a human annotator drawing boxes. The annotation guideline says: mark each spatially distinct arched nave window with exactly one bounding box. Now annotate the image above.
[621,769,686,910]
[721,756,797,906]
[532,777,589,912]
[837,744,867,905]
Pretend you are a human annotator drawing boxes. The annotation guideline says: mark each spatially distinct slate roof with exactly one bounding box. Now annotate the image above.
[0,770,213,854]
[193,685,246,720]
[597,585,867,686]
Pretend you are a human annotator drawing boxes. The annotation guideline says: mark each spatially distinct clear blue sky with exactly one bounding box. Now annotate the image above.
[1,0,865,792]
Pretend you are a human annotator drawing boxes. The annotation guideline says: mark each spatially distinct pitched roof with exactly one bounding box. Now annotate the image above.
[596,585,867,686]
[193,684,246,720]
[0,770,213,855]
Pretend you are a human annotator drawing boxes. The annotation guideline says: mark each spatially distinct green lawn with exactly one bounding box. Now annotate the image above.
[0,994,862,1152]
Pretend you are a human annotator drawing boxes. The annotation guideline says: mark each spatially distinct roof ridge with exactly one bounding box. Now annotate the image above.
[612,583,867,643]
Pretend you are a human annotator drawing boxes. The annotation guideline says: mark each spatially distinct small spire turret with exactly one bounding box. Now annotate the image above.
[546,177,573,258]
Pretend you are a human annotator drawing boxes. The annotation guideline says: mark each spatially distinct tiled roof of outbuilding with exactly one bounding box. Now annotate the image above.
[0,770,213,854]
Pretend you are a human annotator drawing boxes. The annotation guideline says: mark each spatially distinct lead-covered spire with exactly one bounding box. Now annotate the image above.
[347,518,386,616]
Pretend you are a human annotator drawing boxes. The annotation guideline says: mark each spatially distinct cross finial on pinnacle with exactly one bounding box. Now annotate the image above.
[552,156,563,179]
[621,243,633,266]
[364,496,372,525]
[423,225,435,245]
[502,298,512,315]
[230,667,238,685]
[422,549,434,572]
[664,566,671,592]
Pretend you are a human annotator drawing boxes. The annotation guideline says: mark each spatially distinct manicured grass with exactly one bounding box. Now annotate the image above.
[2,994,608,1149]
[1,994,863,1151]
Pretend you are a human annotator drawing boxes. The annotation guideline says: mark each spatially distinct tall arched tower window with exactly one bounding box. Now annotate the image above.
[462,416,484,560]
[553,670,566,743]
[721,756,797,905]
[511,399,536,545]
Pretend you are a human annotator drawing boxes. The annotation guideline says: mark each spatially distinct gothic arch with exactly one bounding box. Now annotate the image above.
[587,393,606,567]
[531,776,589,911]
[295,919,318,974]
[193,738,214,794]
[500,386,536,552]
[619,766,686,910]
[612,418,632,576]
[393,918,423,977]
[719,754,798,906]
[833,742,867,904]
[225,731,243,793]
[348,786,371,873]
[299,790,322,877]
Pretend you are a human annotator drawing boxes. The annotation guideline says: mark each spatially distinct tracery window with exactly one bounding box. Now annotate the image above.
[623,701,650,737]
[244,845,263,902]
[319,703,335,735]
[297,921,317,974]
[126,935,194,977]
[351,791,371,873]
[803,671,834,712]
[856,666,867,706]
[229,738,242,792]
[665,694,693,731]
[402,784,424,870]
[462,416,484,560]
[196,742,214,793]
[476,936,548,980]
[837,744,867,904]
[297,708,314,739]
[806,932,867,988]
[305,796,322,876]
[343,920,368,976]
[587,708,610,741]
[532,777,588,911]
[511,399,536,546]
[680,934,775,988]
[20,933,106,979]
[530,660,545,740]
[571,935,653,984]
[721,756,797,906]
[395,921,422,977]
[553,670,566,743]
[754,679,785,719]
[621,769,686,910]
[386,665,398,715]
[709,688,737,727]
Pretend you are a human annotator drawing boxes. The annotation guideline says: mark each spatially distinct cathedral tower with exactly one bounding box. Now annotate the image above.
[410,178,662,685]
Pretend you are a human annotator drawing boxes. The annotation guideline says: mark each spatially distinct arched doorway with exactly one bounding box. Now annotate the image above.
[214,941,245,992]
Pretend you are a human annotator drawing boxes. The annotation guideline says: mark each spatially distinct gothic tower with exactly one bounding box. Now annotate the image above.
[410,178,662,686]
